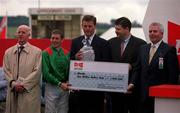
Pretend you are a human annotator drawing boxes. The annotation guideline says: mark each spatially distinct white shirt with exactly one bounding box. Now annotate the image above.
[122,35,131,51]
[150,40,162,54]
[84,33,95,45]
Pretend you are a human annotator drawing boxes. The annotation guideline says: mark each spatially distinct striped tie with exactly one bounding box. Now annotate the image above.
[86,38,90,46]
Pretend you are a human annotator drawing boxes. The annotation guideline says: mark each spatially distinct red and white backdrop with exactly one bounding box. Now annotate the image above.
[0,39,71,67]
[0,16,7,39]
[143,0,180,64]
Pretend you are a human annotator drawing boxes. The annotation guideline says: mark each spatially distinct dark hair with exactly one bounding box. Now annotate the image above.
[115,17,131,31]
[82,15,96,25]
[51,29,64,39]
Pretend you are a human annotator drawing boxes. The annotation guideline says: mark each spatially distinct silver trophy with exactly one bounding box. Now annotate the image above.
[80,38,95,61]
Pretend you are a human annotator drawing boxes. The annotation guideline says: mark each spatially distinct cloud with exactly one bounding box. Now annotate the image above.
[18,0,119,4]
[83,0,149,23]
[114,2,147,23]
[0,0,149,23]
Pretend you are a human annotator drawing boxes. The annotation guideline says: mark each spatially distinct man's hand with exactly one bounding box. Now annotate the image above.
[75,51,83,60]
[59,82,71,91]
[14,84,25,93]
[126,83,134,94]
[129,64,132,71]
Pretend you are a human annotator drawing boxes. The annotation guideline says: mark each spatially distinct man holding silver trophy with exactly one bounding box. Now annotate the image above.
[69,15,110,113]
[79,36,95,61]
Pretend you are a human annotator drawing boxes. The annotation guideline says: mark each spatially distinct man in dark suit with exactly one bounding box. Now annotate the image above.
[68,15,110,113]
[130,22,179,113]
[108,17,146,113]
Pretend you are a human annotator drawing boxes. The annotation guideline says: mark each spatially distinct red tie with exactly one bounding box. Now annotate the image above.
[121,41,125,56]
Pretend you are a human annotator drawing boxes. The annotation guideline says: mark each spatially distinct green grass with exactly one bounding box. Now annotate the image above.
[7,27,17,39]
[96,28,108,36]
[7,27,109,39]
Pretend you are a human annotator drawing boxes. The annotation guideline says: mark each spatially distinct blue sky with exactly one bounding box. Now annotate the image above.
[0,0,149,23]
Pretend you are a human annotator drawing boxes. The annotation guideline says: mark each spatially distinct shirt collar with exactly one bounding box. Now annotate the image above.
[17,43,27,48]
[51,46,61,52]
[84,33,95,43]
[123,34,131,44]
[14,42,29,54]
[150,40,162,48]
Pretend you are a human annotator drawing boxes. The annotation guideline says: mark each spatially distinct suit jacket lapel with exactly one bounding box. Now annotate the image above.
[149,41,164,65]
[115,38,123,59]
[91,35,97,47]
[146,44,151,65]
[80,36,85,48]
[122,36,133,57]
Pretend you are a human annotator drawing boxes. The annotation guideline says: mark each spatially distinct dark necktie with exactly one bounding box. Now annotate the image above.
[18,46,24,56]
[86,38,90,46]
[17,46,24,77]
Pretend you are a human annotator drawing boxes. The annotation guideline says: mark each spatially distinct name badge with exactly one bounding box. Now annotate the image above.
[159,57,164,69]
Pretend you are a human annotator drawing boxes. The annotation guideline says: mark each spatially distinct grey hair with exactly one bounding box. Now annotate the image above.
[17,25,31,36]
[150,22,164,34]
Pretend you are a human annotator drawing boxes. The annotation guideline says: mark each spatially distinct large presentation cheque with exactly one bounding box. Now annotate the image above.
[69,60,129,92]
